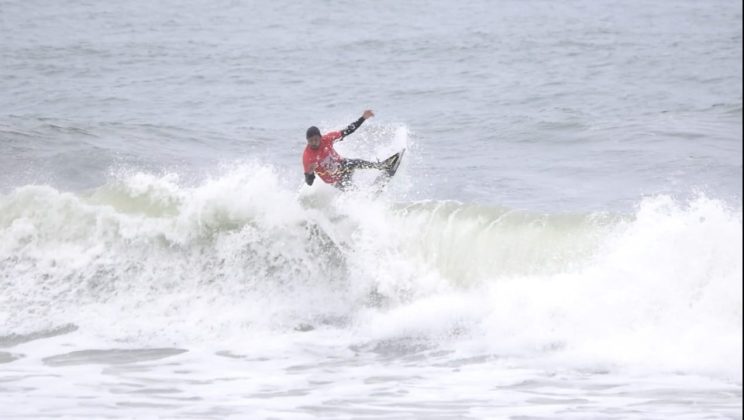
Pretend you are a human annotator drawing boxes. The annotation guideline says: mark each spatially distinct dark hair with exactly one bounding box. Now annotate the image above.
[306,126,321,139]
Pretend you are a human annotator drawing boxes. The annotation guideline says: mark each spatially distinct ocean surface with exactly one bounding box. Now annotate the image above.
[1,0,742,418]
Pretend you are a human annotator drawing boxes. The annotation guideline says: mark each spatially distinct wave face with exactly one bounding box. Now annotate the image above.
[0,166,741,379]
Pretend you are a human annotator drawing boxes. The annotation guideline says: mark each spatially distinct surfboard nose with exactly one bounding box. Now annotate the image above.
[386,149,405,176]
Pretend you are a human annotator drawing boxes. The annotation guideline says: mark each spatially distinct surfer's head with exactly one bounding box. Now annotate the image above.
[306,126,321,149]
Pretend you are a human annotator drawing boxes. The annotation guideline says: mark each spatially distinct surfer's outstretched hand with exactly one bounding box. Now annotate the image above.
[362,110,375,120]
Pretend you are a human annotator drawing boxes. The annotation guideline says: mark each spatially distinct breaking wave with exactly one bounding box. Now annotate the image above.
[0,165,741,379]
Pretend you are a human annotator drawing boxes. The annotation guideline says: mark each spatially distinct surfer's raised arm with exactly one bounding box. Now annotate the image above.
[336,109,375,141]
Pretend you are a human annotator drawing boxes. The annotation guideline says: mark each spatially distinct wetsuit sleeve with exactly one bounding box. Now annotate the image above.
[337,116,366,141]
[302,151,315,185]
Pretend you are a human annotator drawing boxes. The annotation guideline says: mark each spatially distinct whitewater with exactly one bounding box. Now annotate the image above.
[1,162,741,418]
[1,0,742,418]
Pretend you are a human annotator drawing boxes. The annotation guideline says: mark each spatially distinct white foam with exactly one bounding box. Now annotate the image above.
[357,195,742,380]
[1,167,741,379]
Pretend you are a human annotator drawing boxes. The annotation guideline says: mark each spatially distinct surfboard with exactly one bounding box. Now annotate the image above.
[372,148,405,189]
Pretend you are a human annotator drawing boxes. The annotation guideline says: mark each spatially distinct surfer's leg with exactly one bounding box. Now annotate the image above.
[334,159,382,190]
[343,159,384,171]
[333,179,349,191]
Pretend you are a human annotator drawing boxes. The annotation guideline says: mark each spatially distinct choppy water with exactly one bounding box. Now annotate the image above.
[1,0,742,418]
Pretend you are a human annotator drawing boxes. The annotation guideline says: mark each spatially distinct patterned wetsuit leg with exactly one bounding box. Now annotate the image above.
[335,159,382,188]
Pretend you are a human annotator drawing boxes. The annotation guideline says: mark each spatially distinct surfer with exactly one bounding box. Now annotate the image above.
[302,110,400,190]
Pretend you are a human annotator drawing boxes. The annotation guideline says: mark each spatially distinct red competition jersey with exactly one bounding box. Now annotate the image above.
[303,131,344,184]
